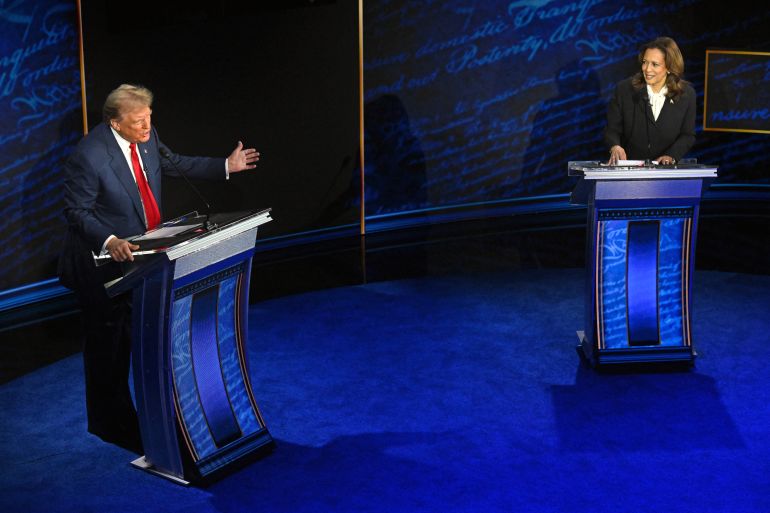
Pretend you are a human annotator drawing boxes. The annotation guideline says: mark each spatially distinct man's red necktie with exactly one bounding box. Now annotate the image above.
[129,143,161,230]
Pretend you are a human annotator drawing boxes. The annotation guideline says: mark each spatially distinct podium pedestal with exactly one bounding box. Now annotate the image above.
[104,210,274,484]
[569,162,717,366]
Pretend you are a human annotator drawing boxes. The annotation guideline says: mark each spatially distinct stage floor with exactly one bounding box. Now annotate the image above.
[2,268,769,513]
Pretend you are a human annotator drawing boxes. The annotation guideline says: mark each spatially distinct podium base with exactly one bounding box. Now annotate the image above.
[131,456,190,486]
[576,330,696,368]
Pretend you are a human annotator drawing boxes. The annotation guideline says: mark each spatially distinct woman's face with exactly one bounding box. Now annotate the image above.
[641,48,668,91]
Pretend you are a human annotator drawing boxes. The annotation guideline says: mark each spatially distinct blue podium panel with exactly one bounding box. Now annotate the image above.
[114,211,274,484]
[168,261,271,479]
[596,210,691,352]
[568,163,716,367]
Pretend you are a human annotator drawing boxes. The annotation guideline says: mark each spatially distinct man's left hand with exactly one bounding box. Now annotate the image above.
[227,141,260,173]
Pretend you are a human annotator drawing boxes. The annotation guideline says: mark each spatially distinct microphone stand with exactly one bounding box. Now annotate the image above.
[642,89,653,167]
[158,147,218,231]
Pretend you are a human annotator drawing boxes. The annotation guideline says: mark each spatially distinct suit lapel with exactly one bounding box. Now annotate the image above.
[104,129,147,228]
[645,100,656,126]
[657,95,676,124]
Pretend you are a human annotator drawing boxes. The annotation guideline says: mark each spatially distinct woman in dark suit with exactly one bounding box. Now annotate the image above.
[605,37,695,165]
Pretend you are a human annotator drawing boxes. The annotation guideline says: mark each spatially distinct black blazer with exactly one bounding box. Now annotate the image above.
[604,77,696,161]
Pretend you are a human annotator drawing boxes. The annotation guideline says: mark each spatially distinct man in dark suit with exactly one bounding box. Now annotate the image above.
[58,84,259,453]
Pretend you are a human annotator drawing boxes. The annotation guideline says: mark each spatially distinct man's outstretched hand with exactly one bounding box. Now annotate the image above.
[227,141,260,173]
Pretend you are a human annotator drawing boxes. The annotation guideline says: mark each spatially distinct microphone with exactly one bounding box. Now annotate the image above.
[640,88,653,166]
[158,146,217,230]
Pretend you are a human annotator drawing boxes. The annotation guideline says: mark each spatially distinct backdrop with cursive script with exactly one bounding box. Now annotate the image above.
[362,0,770,217]
[0,0,82,290]
[2,0,770,294]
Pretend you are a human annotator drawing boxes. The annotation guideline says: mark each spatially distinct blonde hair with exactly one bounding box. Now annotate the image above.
[632,37,688,98]
[102,84,153,122]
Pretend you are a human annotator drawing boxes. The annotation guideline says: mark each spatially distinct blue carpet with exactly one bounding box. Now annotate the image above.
[2,269,769,512]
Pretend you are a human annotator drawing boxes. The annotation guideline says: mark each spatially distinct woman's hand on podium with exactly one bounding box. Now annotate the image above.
[608,145,627,165]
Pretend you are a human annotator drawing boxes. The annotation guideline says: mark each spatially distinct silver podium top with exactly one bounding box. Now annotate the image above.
[568,161,718,180]
[167,210,272,278]
[101,210,273,293]
[165,210,272,261]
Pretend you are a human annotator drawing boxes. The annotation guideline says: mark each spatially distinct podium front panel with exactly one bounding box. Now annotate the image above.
[167,258,271,479]
[595,208,692,351]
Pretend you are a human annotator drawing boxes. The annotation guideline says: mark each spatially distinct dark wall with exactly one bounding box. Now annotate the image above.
[81,0,360,239]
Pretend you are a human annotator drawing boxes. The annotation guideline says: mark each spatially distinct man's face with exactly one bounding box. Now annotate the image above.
[112,105,152,144]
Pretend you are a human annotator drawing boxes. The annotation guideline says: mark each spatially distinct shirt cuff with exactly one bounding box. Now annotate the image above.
[101,235,116,256]
[225,158,230,180]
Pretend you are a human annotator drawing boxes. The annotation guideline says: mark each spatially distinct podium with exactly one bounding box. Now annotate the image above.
[569,162,717,366]
[104,210,274,484]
